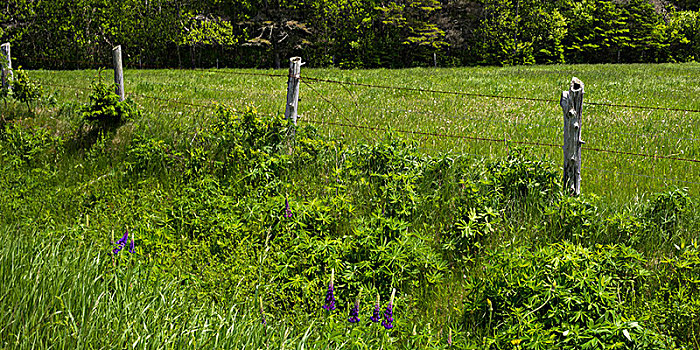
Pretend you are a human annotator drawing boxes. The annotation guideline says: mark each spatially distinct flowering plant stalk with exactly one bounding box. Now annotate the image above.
[112,229,129,255]
[322,268,336,311]
[284,197,292,218]
[370,293,381,323]
[382,288,396,330]
[348,287,362,323]
[259,296,266,325]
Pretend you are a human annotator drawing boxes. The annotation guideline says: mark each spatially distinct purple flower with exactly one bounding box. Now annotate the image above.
[322,282,336,311]
[112,229,129,255]
[348,288,362,323]
[128,234,135,253]
[370,294,381,323]
[370,304,381,322]
[382,288,396,330]
[284,197,292,218]
[322,269,336,311]
[348,304,360,323]
[381,303,394,329]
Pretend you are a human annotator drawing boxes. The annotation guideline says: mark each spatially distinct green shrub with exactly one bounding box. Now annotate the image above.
[649,243,700,346]
[11,67,43,112]
[463,242,678,349]
[544,194,602,242]
[80,79,139,127]
[643,188,691,236]
[486,148,559,204]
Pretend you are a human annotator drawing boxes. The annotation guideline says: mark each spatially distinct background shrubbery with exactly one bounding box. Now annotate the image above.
[1,0,699,69]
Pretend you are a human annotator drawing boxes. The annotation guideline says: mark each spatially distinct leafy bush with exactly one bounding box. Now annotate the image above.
[80,79,139,127]
[486,148,559,204]
[643,188,691,235]
[463,242,678,349]
[544,194,602,242]
[649,243,700,346]
[11,67,43,112]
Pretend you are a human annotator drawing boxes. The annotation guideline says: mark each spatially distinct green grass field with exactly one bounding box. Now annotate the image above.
[31,63,700,201]
[2,63,700,349]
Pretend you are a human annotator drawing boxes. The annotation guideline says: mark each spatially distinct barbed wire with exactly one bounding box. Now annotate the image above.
[301,76,558,104]
[582,147,700,163]
[583,167,700,185]
[311,97,700,142]
[40,81,700,164]
[132,80,283,97]
[18,54,700,114]
[301,75,700,114]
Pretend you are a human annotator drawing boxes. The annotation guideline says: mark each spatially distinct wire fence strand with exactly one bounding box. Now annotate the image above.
[40,81,700,165]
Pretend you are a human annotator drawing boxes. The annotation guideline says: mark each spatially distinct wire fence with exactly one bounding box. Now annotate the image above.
[11,53,700,191]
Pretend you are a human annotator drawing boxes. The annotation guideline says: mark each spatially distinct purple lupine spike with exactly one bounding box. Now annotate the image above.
[370,294,381,323]
[322,269,336,311]
[382,288,396,330]
[348,288,362,323]
[284,197,293,218]
[348,303,360,323]
[112,229,129,255]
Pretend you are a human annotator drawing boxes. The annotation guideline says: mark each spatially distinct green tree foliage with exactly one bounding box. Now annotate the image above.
[375,0,447,65]
[0,0,699,67]
[478,0,567,65]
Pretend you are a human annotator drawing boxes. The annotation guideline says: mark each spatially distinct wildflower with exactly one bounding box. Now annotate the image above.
[348,288,362,323]
[448,327,453,347]
[128,231,135,253]
[370,294,381,323]
[382,288,396,330]
[112,229,129,255]
[259,296,267,325]
[284,197,292,218]
[322,269,336,311]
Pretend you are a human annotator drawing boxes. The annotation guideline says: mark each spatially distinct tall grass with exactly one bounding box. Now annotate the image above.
[0,225,271,349]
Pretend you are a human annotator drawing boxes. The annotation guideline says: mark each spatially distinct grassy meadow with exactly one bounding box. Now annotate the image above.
[32,63,700,200]
[1,63,700,349]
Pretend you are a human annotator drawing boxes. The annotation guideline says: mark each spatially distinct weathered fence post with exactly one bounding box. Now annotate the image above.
[560,77,585,196]
[1,43,12,92]
[285,57,302,126]
[113,45,125,101]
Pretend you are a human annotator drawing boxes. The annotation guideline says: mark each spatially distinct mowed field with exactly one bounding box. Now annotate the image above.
[33,63,700,202]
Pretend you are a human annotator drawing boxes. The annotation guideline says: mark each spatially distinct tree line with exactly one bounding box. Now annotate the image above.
[1,0,698,69]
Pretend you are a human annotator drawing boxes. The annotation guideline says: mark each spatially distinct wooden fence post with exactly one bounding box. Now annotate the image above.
[1,43,12,92]
[113,46,125,101]
[284,57,302,126]
[560,77,585,196]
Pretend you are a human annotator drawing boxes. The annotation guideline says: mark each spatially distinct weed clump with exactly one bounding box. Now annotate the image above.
[81,79,138,128]
[464,242,678,349]
[9,67,43,113]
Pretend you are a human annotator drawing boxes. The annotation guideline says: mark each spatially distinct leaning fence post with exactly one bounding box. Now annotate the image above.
[113,45,125,101]
[560,77,585,196]
[1,43,12,92]
[285,57,302,126]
